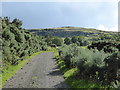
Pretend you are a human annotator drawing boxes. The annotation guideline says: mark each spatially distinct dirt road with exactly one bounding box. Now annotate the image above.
[3,52,69,88]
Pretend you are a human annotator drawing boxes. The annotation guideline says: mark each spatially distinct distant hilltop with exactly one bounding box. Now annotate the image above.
[28,26,117,37]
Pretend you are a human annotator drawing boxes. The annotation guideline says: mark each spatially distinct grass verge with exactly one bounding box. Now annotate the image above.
[57,60,105,88]
[1,51,44,87]
[54,50,107,88]
[47,46,59,58]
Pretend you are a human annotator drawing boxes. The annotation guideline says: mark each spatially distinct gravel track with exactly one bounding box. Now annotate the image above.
[3,52,69,88]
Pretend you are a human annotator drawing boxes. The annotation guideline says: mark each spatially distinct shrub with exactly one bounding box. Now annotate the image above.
[2,27,11,40]
[74,48,110,79]
[71,36,78,43]
[2,40,10,47]
[12,18,22,28]
[52,37,63,46]
[2,46,11,56]
[88,41,119,53]
[64,37,71,45]
[104,52,120,82]
[59,44,79,68]
[58,45,119,83]
[50,44,57,48]
[15,32,25,43]
[2,17,48,66]
[20,50,28,57]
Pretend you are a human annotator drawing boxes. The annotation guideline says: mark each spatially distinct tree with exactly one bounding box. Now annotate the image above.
[45,35,53,46]
[12,18,22,28]
[52,37,63,46]
[71,36,78,43]
[64,37,71,45]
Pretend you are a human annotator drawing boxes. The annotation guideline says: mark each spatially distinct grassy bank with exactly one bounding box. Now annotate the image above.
[47,46,59,58]
[53,49,108,88]
[1,51,45,87]
[56,59,106,88]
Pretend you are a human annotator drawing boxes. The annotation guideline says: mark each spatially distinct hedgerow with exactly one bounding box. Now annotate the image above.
[2,17,47,65]
[58,44,120,86]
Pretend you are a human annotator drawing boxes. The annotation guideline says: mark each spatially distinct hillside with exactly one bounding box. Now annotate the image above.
[28,26,117,37]
[2,18,120,88]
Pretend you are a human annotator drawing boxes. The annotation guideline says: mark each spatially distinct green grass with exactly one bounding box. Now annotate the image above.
[63,68,106,88]
[47,46,59,58]
[56,60,68,73]
[65,76,104,88]
[64,68,104,88]
[2,60,28,87]
[1,51,44,87]
[64,68,77,78]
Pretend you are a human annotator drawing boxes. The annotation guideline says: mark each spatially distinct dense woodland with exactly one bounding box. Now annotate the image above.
[1,17,120,88]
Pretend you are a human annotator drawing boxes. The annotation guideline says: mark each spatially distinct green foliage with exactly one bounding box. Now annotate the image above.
[64,37,71,45]
[111,80,120,89]
[65,76,104,88]
[2,17,47,65]
[29,26,118,38]
[2,46,11,56]
[58,44,120,85]
[3,17,10,25]
[44,35,64,47]
[71,36,78,43]
[52,37,63,46]
[12,18,22,28]
[64,68,77,78]
[73,48,110,80]
[45,35,53,46]
[104,52,120,82]
[59,44,79,68]
[64,36,89,46]
[2,27,11,40]
[88,41,120,53]
[56,59,105,88]
[15,30,25,43]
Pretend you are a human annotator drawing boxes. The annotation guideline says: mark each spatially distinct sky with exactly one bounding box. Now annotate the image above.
[1,1,118,32]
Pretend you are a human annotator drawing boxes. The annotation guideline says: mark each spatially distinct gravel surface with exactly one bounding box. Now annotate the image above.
[3,52,69,88]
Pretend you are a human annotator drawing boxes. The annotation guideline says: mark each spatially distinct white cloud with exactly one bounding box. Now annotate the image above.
[98,24,118,32]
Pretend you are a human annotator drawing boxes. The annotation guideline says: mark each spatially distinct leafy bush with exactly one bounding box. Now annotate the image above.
[64,37,71,45]
[15,31,25,43]
[52,37,63,46]
[64,36,89,46]
[104,52,120,82]
[74,48,110,80]
[2,17,47,65]
[59,44,79,68]
[71,36,78,43]
[88,41,119,53]
[58,44,120,84]
[12,18,22,28]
